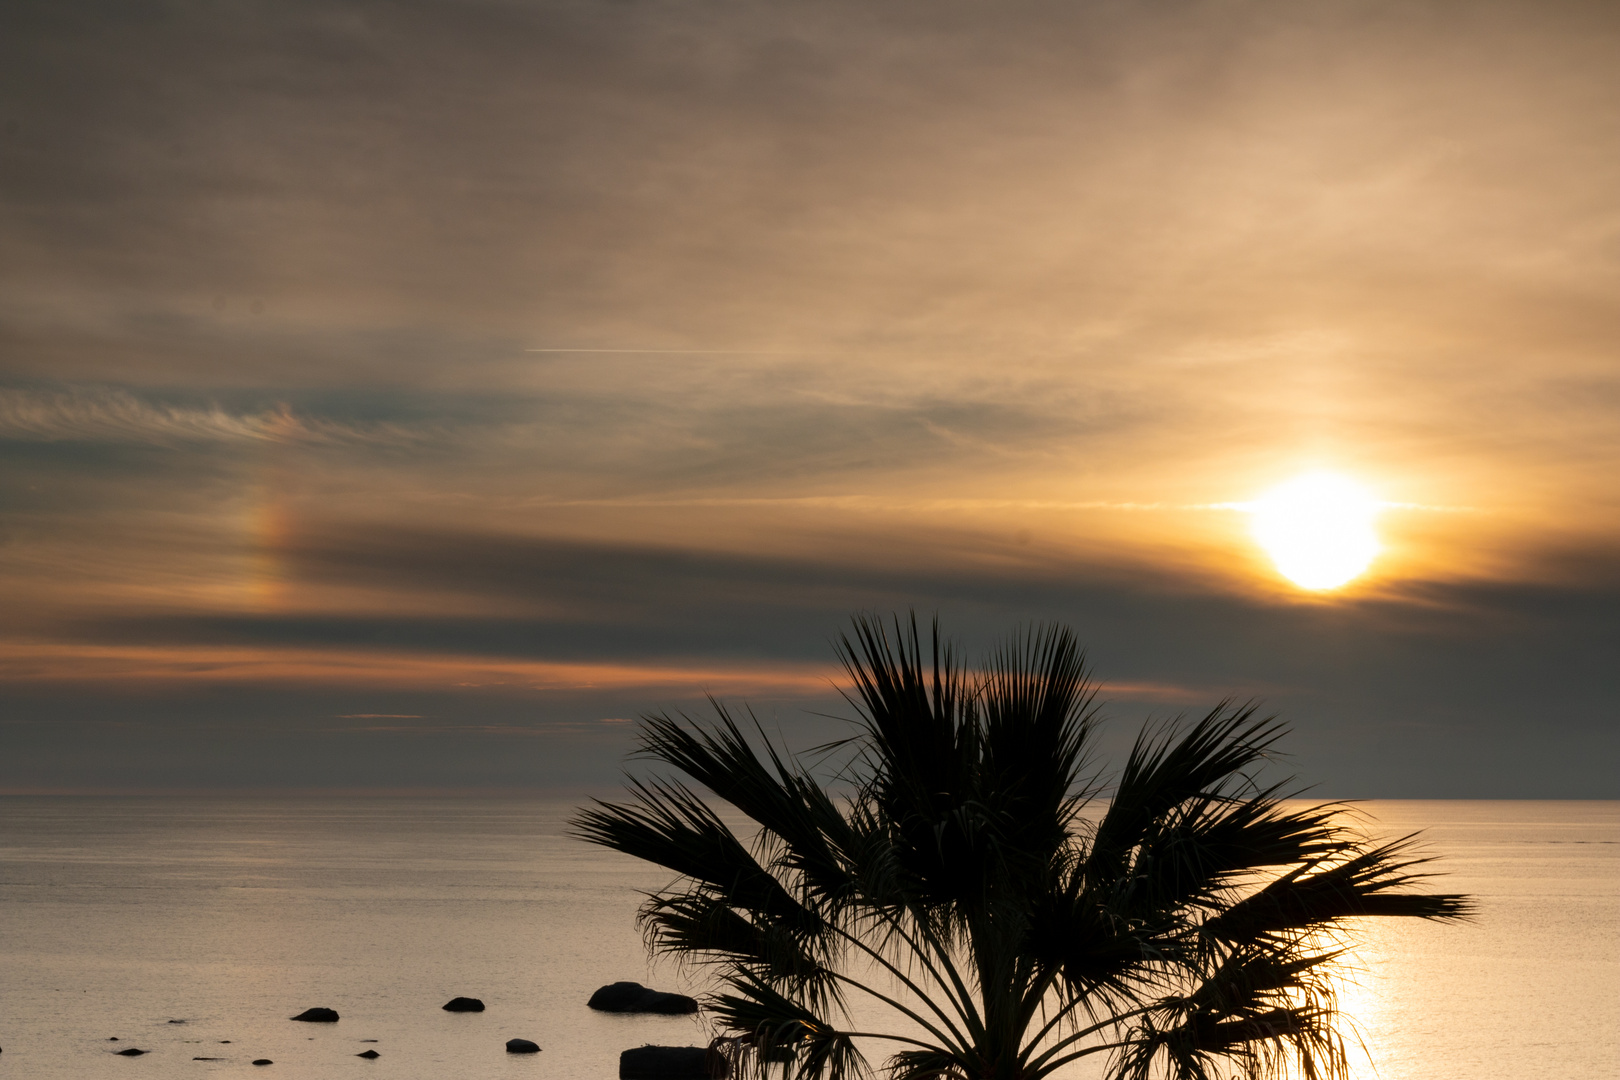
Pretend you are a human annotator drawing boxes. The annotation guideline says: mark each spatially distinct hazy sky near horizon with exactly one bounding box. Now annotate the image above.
[2,0,1616,796]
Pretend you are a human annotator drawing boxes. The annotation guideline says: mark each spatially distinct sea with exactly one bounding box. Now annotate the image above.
[0,797,1614,1080]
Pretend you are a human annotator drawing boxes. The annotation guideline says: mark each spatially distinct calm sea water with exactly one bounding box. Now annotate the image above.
[0,797,1614,1080]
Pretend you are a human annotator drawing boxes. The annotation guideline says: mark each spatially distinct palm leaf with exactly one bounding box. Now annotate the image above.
[1199,837,1473,946]
[572,615,1471,1080]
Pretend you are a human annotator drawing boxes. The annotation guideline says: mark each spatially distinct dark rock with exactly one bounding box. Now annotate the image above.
[360,1039,378,1043]
[588,982,700,1015]
[220,1040,232,1044]
[443,996,485,1012]
[109,1037,119,1041]
[114,1047,148,1056]
[290,1007,339,1022]
[253,1058,273,1065]
[168,1019,186,1024]
[506,1038,541,1054]
[193,1057,223,1061]
[619,1045,728,1080]
[357,1049,380,1059]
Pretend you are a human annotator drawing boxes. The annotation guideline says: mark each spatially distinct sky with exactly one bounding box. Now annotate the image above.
[2,0,1616,796]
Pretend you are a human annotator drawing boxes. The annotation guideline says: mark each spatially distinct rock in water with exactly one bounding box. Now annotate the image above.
[619,1045,728,1079]
[588,982,699,1015]
[290,1007,339,1022]
[114,1047,148,1056]
[357,1049,380,1059]
[506,1038,541,1054]
[442,996,485,1012]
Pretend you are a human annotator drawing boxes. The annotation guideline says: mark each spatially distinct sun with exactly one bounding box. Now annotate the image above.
[1249,472,1382,590]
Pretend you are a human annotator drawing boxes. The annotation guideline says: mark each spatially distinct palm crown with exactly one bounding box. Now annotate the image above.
[573,615,1469,1080]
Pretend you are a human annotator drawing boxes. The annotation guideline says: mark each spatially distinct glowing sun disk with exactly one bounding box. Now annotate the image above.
[1250,472,1381,590]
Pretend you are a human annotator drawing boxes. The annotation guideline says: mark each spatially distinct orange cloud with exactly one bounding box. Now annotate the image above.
[0,640,1241,712]
[0,641,841,698]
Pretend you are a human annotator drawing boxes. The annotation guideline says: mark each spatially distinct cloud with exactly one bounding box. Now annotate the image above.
[0,386,422,447]
[1,0,1616,795]
[0,640,840,698]
[38,516,1620,704]
[4,530,1614,794]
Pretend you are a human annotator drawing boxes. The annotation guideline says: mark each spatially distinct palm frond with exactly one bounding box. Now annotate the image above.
[884,1047,969,1080]
[573,614,1471,1080]
[571,778,830,943]
[1199,836,1473,946]
[1118,1004,1349,1080]
[638,705,863,909]
[1119,788,1349,918]
[1086,703,1288,892]
[639,892,844,1014]
[977,623,1100,863]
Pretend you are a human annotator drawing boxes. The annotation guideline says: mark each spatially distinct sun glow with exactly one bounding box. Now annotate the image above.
[1249,472,1382,590]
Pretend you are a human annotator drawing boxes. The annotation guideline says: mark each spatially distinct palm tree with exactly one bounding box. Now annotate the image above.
[573,615,1469,1080]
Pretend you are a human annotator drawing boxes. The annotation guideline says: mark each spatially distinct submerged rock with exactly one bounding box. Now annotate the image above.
[619,1044,728,1080]
[506,1038,541,1054]
[588,982,699,1015]
[357,1049,380,1059]
[290,1007,339,1022]
[443,996,485,1012]
[114,1047,148,1056]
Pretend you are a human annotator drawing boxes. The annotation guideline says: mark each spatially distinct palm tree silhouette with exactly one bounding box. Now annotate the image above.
[574,615,1469,1080]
